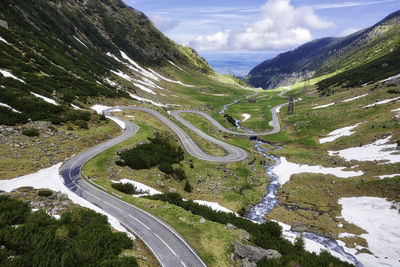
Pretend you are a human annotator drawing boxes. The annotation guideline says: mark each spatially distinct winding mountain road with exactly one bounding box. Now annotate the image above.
[59,96,287,267]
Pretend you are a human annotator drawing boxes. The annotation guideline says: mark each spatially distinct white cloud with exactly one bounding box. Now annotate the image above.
[150,14,179,32]
[313,0,396,10]
[189,0,333,51]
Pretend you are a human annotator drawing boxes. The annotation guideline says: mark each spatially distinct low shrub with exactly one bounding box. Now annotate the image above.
[158,162,174,174]
[38,190,53,197]
[111,182,143,195]
[184,181,192,193]
[22,128,40,137]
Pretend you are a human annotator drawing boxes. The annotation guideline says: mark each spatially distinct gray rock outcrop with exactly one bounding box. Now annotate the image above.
[234,241,281,265]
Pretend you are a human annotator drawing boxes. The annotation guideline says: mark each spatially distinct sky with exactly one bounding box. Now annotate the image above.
[124,0,399,75]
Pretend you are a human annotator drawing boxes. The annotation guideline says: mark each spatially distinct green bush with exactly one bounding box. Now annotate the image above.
[173,167,186,181]
[111,182,136,194]
[184,181,192,193]
[38,190,53,197]
[22,128,40,137]
[119,134,184,170]
[224,114,236,126]
[158,162,174,174]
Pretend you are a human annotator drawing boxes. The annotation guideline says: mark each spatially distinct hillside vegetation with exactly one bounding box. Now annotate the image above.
[245,10,400,90]
[0,0,215,125]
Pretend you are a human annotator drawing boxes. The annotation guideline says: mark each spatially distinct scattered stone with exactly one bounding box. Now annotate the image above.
[291,221,307,232]
[226,223,237,230]
[199,218,206,224]
[168,188,176,193]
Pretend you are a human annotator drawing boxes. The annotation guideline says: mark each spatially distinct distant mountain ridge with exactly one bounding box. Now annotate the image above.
[245,10,400,89]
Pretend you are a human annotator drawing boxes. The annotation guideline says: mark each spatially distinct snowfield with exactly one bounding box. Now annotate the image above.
[0,69,26,84]
[0,102,21,113]
[0,164,135,240]
[342,93,368,103]
[242,114,251,121]
[328,135,400,164]
[31,92,58,105]
[273,157,363,185]
[274,221,354,264]
[319,122,363,144]
[339,197,400,267]
[312,102,335,109]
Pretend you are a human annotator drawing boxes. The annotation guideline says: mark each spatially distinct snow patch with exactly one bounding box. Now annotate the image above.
[312,102,335,109]
[0,69,26,84]
[378,174,400,179]
[0,164,135,240]
[168,60,187,73]
[242,114,251,122]
[363,96,400,108]
[147,68,194,87]
[0,102,21,113]
[111,70,156,95]
[0,36,9,44]
[339,197,400,267]
[319,123,363,144]
[273,157,363,185]
[31,92,58,106]
[380,73,400,83]
[127,92,167,107]
[105,78,118,87]
[71,104,83,110]
[342,93,368,103]
[112,179,161,197]
[106,116,125,130]
[73,36,88,48]
[276,106,281,113]
[193,200,235,214]
[328,135,400,164]
[132,82,156,95]
[91,104,112,115]
[120,51,159,81]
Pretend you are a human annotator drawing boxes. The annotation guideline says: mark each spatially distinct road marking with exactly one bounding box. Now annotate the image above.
[181,261,187,267]
[129,215,151,230]
[154,233,177,256]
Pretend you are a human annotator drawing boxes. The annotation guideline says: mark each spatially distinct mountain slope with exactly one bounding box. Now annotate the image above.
[245,10,400,89]
[0,0,214,125]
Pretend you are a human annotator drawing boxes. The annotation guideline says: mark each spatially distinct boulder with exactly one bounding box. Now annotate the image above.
[234,242,281,263]
[291,221,307,232]
[241,258,256,267]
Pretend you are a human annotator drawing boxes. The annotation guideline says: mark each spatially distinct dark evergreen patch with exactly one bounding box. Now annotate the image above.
[118,134,184,170]
[0,195,137,267]
[111,182,144,195]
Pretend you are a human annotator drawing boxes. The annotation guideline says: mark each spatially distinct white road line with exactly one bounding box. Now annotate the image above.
[181,261,188,267]
[129,215,151,230]
[154,233,178,256]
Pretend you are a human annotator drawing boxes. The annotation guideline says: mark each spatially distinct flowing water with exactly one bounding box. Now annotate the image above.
[220,95,362,266]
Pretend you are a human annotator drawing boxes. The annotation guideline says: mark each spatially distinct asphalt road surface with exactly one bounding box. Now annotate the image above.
[59,97,288,267]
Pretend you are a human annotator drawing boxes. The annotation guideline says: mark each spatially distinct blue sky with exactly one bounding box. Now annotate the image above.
[125,0,399,75]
